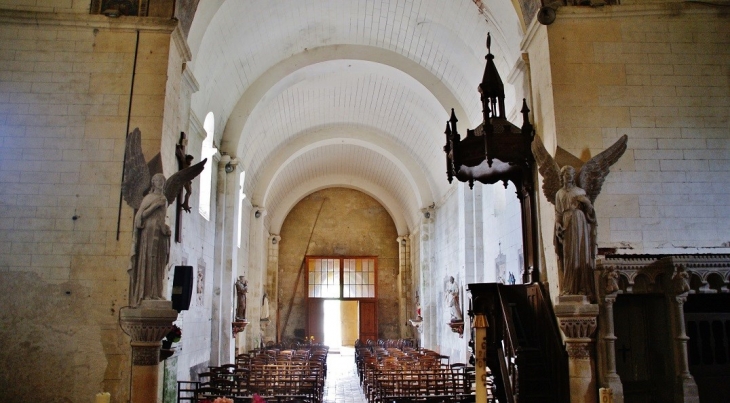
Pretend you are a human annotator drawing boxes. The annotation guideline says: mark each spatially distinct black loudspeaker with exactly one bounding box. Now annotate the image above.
[171,265,193,312]
[537,6,556,25]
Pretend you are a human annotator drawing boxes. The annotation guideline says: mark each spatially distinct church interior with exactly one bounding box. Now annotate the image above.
[0,0,728,402]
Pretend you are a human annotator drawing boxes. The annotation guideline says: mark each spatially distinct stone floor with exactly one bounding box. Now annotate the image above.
[322,347,367,403]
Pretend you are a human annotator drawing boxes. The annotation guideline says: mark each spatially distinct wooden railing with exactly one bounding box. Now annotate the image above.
[530,283,569,402]
[469,282,569,403]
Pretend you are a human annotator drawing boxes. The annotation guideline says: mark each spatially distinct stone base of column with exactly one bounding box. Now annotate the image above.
[675,375,700,403]
[120,300,179,403]
[555,295,600,403]
[602,374,624,403]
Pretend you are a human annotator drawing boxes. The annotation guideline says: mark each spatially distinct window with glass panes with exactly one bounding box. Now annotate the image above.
[306,257,377,299]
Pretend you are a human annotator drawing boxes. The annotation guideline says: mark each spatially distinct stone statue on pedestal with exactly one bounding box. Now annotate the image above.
[532,135,627,301]
[235,276,248,321]
[446,276,463,322]
[122,128,207,307]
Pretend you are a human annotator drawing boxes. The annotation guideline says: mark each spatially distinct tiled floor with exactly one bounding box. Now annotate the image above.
[322,347,367,403]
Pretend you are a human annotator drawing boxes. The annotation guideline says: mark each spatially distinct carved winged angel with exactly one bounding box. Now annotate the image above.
[122,128,207,307]
[531,134,627,300]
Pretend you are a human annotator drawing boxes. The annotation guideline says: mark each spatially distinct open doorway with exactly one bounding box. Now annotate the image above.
[322,300,359,351]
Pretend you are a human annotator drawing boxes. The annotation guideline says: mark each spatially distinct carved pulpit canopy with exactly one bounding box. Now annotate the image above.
[444,33,535,190]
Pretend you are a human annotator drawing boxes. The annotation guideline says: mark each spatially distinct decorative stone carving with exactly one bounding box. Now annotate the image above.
[671,266,690,295]
[232,320,248,337]
[566,342,593,359]
[559,317,598,340]
[532,134,628,301]
[604,267,619,295]
[448,321,464,338]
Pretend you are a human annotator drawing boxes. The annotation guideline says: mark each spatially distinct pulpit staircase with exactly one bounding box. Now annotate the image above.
[469,283,569,403]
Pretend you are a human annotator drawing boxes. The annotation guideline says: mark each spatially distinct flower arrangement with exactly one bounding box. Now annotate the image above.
[165,325,182,343]
[161,325,182,350]
[252,394,266,403]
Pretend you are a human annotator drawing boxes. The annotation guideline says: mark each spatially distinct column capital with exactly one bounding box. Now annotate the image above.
[119,300,179,365]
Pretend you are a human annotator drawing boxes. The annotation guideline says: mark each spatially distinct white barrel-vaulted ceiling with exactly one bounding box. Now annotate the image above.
[187,0,525,234]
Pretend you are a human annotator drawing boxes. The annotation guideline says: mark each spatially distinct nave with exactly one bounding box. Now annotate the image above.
[322,348,367,403]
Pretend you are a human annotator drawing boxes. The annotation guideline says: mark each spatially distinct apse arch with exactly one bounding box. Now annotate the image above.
[267,174,410,235]
[249,124,432,211]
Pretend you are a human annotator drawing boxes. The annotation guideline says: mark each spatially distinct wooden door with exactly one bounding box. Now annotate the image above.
[307,298,324,344]
[341,300,359,346]
[359,300,378,343]
[614,295,672,403]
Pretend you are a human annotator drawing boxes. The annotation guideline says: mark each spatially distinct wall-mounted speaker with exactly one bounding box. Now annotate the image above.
[171,265,193,312]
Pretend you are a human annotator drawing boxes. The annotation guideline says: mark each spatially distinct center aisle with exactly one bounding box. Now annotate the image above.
[323,347,367,403]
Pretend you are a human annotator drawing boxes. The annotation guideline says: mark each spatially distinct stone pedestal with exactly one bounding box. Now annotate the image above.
[555,295,599,403]
[119,300,179,403]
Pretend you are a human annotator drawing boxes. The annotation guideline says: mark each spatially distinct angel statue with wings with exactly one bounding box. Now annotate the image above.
[532,134,627,301]
[122,128,207,307]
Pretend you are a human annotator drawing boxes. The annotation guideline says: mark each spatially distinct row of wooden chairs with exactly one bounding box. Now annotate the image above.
[354,341,474,403]
[178,347,328,403]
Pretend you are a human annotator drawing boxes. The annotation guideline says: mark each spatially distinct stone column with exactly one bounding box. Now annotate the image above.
[119,300,179,403]
[244,207,267,352]
[211,155,238,365]
[266,234,280,345]
[397,236,410,339]
[668,266,699,403]
[600,293,624,403]
[672,293,700,403]
[419,206,435,346]
[555,295,599,403]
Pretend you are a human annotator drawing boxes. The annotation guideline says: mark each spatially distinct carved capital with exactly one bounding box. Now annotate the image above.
[559,317,597,339]
[119,300,179,365]
[565,341,592,359]
[554,297,599,340]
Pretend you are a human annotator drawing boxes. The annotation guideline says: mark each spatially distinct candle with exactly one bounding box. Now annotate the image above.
[95,392,110,403]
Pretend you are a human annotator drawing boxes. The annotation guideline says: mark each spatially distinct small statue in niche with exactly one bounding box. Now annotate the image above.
[532,135,627,301]
[445,276,463,322]
[121,128,207,307]
[261,291,270,321]
[415,292,422,320]
[235,276,248,320]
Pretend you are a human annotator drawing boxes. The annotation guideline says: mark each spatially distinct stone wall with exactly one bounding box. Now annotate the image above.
[276,187,400,342]
[0,7,219,402]
[524,4,730,302]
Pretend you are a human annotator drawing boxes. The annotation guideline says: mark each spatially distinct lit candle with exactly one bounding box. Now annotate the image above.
[95,392,110,403]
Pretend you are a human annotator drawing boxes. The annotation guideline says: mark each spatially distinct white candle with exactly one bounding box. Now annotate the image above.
[95,392,110,403]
